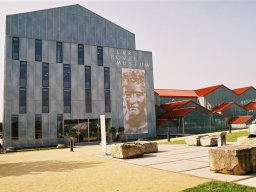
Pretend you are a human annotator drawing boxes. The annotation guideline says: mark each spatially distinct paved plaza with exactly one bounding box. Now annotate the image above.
[113,144,256,188]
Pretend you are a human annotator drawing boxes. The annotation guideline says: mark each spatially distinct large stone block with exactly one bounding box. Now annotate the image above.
[237,136,256,146]
[185,135,207,146]
[209,145,256,175]
[135,141,158,153]
[210,132,227,147]
[200,136,218,147]
[111,143,145,159]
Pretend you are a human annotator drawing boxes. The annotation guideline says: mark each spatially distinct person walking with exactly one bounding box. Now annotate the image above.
[0,136,4,154]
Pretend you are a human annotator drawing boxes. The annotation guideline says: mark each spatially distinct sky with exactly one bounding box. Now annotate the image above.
[1,0,256,121]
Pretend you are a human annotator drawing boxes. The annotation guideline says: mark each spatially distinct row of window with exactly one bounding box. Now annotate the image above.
[11,114,60,140]
[18,61,111,114]
[12,37,104,66]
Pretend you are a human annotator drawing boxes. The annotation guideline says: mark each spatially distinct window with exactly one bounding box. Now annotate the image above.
[64,89,71,113]
[35,39,42,61]
[85,66,92,113]
[78,44,84,65]
[35,114,42,139]
[12,37,19,60]
[19,88,26,113]
[20,61,27,88]
[85,90,92,113]
[97,46,103,66]
[105,90,111,112]
[85,66,91,89]
[42,88,49,113]
[11,115,19,140]
[63,64,71,88]
[56,42,63,63]
[104,67,110,89]
[57,114,63,138]
[42,63,49,87]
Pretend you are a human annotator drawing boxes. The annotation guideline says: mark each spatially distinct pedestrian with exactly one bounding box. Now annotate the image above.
[0,136,4,154]
[248,120,256,138]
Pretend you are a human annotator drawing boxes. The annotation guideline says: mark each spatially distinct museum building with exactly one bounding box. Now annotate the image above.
[3,4,155,147]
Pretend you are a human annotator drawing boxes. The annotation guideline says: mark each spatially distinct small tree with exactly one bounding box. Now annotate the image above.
[117,126,124,133]
[108,127,116,142]
[68,128,78,152]
[117,127,125,142]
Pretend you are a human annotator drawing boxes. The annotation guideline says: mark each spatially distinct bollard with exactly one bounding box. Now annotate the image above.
[70,138,74,152]
[167,127,170,142]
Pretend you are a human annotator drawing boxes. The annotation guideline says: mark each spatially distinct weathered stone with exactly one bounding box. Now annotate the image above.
[200,136,218,147]
[135,141,158,153]
[209,145,256,175]
[111,143,145,159]
[237,136,256,146]
[210,132,227,147]
[56,144,65,149]
[185,135,207,146]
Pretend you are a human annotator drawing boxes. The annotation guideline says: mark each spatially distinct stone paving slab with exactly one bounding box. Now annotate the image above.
[149,159,209,172]
[116,144,256,188]
[183,167,253,182]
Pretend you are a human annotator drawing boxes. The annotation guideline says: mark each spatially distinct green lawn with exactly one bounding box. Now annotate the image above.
[159,130,249,144]
[226,130,248,142]
[183,181,256,192]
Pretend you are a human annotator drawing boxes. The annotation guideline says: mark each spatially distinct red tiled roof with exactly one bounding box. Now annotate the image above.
[229,116,254,124]
[212,102,234,113]
[156,119,178,127]
[195,84,223,97]
[158,107,196,119]
[244,102,256,110]
[154,89,198,97]
[232,86,253,95]
[160,100,191,111]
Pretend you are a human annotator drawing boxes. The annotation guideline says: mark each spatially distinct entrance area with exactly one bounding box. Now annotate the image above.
[64,119,111,143]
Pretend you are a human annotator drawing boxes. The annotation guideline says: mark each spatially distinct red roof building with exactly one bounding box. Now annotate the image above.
[195,84,223,97]
[229,116,254,124]
[154,89,197,97]
[244,102,256,110]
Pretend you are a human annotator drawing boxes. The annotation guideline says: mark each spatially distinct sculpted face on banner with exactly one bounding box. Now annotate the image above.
[122,69,148,134]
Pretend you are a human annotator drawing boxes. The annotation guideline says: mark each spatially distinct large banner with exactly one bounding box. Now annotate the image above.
[122,68,148,134]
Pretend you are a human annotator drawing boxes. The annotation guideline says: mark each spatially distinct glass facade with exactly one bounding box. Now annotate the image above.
[42,63,49,87]
[35,39,42,61]
[78,44,84,65]
[63,64,71,88]
[11,115,19,140]
[105,90,111,112]
[104,67,110,89]
[35,114,42,139]
[57,114,63,138]
[64,89,71,113]
[42,88,49,113]
[19,61,27,88]
[56,42,63,63]
[97,46,103,66]
[12,37,19,60]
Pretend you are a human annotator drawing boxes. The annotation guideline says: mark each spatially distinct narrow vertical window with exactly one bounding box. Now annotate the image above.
[19,88,26,113]
[85,66,91,89]
[35,39,42,61]
[78,44,84,65]
[12,37,19,60]
[97,46,103,66]
[105,90,111,112]
[56,42,63,63]
[57,114,63,138]
[35,114,42,139]
[11,115,19,140]
[64,89,71,113]
[19,61,27,88]
[42,63,49,87]
[42,88,49,113]
[104,67,110,89]
[63,64,71,88]
[85,90,92,113]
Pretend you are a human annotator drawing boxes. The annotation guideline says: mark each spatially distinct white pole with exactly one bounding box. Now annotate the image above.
[100,115,107,155]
